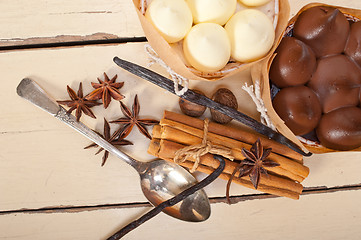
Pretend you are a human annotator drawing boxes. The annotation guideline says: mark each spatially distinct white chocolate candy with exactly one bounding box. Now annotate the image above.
[239,0,272,7]
[183,23,231,73]
[145,0,193,43]
[225,9,275,62]
[186,0,236,25]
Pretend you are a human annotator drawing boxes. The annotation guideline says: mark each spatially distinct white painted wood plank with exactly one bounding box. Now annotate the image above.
[0,0,144,46]
[1,0,361,239]
[0,42,259,211]
[2,0,360,47]
[1,189,361,239]
[1,42,361,212]
[290,0,361,17]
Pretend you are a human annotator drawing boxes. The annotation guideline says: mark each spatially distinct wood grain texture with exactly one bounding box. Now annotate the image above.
[1,42,361,212]
[289,0,361,17]
[2,0,360,47]
[1,0,361,239]
[0,42,259,211]
[0,0,144,47]
[1,190,361,239]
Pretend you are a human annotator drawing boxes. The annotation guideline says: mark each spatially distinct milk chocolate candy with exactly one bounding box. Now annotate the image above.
[293,6,350,58]
[308,55,361,113]
[270,37,316,88]
[272,86,322,136]
[345,21,361,66]
[316,107,361,150]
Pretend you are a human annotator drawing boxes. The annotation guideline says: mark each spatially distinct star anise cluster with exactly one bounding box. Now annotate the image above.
[84,96,158,165]
[226,139,280,204]
[57,73,159,166]
[57,73,124,122]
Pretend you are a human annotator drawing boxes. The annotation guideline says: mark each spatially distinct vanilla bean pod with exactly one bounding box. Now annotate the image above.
[113,57,311,157]
[107,155,226,240]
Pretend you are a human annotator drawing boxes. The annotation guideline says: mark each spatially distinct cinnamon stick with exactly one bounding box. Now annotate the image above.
[158,120,309,182]
[148,138,302,200]
[163,111,303,162]
[180,162,300,200]
[152,125,162,139]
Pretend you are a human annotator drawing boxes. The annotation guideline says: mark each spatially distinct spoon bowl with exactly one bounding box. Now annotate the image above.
[16,78,211,222]
[140,159,210,221]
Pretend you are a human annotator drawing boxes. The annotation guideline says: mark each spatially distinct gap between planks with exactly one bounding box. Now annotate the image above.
[2,23,359,218]
[0,36,147,52]
[1,183,360,216]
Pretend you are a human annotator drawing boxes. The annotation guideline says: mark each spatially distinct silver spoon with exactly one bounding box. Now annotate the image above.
[16,78,211,222]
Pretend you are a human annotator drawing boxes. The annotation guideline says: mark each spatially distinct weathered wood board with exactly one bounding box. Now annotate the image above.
[1,0,361,239]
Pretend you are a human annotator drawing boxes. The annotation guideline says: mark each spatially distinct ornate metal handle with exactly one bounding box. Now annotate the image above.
[17,78,142,170]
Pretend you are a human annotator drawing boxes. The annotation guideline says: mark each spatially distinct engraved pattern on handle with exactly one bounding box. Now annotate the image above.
[54,106,141,169]
[17,78,142,170]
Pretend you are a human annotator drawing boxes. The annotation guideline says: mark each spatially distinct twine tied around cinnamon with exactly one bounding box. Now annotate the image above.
[173,118,234,173]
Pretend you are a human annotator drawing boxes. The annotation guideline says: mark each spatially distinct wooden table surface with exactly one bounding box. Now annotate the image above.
[1,0,361,239]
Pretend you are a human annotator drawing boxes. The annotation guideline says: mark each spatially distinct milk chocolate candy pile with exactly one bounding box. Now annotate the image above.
[270,5,361,151]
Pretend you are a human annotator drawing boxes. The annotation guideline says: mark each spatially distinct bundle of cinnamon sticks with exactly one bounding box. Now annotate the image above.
[148,111,309,200]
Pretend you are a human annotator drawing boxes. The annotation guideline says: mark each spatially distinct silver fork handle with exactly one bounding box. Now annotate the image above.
[16,78,141,170]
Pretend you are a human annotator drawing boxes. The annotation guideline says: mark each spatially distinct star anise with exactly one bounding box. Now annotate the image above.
[86,72,125,109]
[110,95,159,139]
[84,118,133,166]
[239,139,279,189]
[226,139,279,204]
[57,82,101,121]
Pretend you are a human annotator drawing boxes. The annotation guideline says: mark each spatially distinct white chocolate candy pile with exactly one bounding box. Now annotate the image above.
[145,0,275,73]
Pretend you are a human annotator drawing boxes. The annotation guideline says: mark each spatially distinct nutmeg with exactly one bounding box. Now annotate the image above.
[179,89,207,117]
[210,88,238,124]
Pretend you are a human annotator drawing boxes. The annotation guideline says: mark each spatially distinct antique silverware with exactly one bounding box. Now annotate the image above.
[16,78,211,222]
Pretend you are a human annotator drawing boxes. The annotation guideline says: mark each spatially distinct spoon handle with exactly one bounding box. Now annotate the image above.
[16,78,142,170]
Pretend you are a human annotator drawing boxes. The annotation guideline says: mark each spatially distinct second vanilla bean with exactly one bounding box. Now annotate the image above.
[107,155,226,240]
